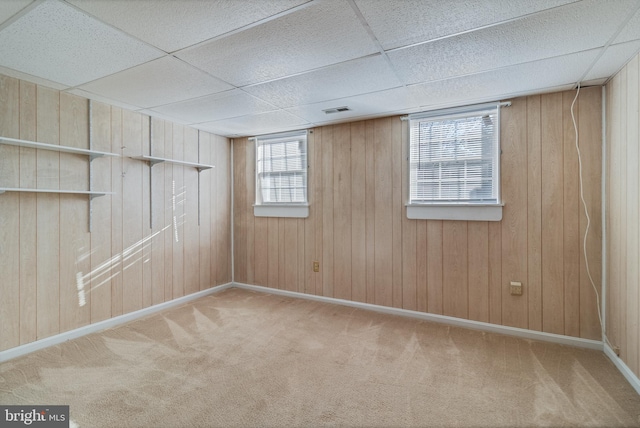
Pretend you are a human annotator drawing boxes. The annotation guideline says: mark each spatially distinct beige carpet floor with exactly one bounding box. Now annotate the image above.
[1,287,640,427]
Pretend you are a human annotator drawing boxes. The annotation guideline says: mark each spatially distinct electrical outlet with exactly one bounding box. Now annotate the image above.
[313,261,319,272]
[510,281,523,296]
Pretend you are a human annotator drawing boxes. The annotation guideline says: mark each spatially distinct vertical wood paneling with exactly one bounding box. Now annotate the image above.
[0,74,231,353]
[36,86,60,340]
[606,53,640,376]
[579,87,603,340]
[391,117,403,309]
[122,111,143,313]
[468,222,489,323]
[226,89,603,344]
[19,81,37,344]
[59,93,90,332]
[233,138,247,284]
[562,91,581,337]
[501,98,528,329]
[245,136,255,286]
[171,125,184,298]
[163,121,174,299]
[527,95,543,332]
[541,92,565,335]
[284,219,297,291]
[322,126,334,297]
[625,57,639,372]
[364,123,375,303]
[90,101,113,322]
[442,221,468,319]
[150,118,165,301]
[304,130,315,294]
[415,221,427,313]
[278,218,286,289]
[198,132,211,291]
[426,221,443,315]
[607,76,619,349]
[351,122,366,303]
[334,123,351,300]
[183,128,200,296]
[401,119,417,312]
[268,217,279,288]
[254,217,269,287]
[141,117,152,308]
[488,221,502,324]
[374,118,393,307]
[212,135,226,285]
[314,128,323,296]
[111,108,124,316]
[0,75,20,350]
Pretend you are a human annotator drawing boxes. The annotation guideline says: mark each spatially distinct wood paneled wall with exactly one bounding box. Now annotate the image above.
[234,88,603,340]
[606,53,640,377]
[0,74,231,352]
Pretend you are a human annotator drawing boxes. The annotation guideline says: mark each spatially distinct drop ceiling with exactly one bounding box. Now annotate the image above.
[1,0,639,138]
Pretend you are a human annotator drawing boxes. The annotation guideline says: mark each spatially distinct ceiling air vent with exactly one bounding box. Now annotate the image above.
[322,106,351,114]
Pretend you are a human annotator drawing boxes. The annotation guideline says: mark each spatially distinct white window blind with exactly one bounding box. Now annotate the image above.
[409,104,500,205]
[255,130,308,206]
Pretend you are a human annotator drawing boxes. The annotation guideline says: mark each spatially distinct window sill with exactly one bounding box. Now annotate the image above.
[254,204,309,218]
[406,204,503,221]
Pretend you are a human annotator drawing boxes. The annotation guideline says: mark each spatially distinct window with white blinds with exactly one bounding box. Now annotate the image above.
[409,105,500,204]
[407,103,503,221]
[254,130,309,218]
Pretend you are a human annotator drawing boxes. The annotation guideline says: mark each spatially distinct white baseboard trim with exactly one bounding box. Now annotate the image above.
[0,282,233,363]
[604,343,640,395]
[233,282,603,351]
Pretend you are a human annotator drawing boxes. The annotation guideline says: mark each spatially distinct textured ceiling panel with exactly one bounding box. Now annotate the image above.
[151,90,278,124]
[406,50,598,110]
[67,0,311,53]
[354,0,576,50]
[614,7,640,44]
[0,0,33,25]
[584,41,640,81]
[243,55,403,108]
[196,110,309,137]
[285,86,424,124]
[0,64,68,90]
[65,88,144,113]
[175,1,378,87]
[387,0,637,85]
[77,56,233,109]
[0,0,163,87]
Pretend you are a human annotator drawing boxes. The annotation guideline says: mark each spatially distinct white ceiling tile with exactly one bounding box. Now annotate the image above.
[614,7,640,44]
[198,110,309,137]
[584,40,640,81]
[0,0,33,26]
[67,0,311,53]
[406,50,598,109]
[0,64,68,90]
[77,56,233,109]
[151,90,278,124]
[65,88,143,113]
[0,0,163,87]
[355,0,576,50]
[136,109,192,126]
[244,55,403,108]
[176,1,379,86]
[387,0,637,85]
[285,86,425,123]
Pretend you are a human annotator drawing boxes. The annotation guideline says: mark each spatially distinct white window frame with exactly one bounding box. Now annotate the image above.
[406,102,505,221]
[253,129,309,218]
